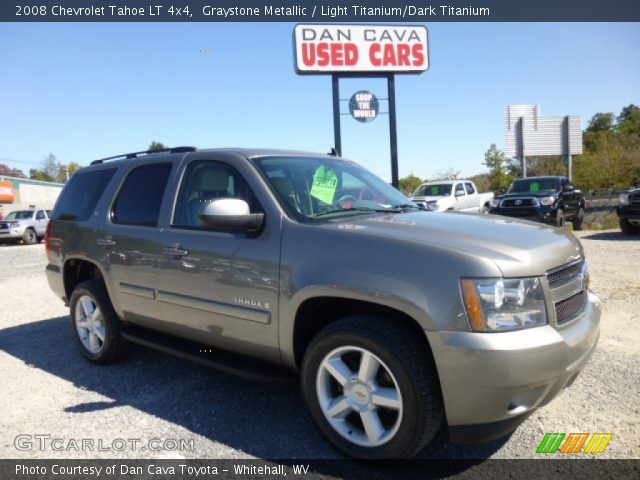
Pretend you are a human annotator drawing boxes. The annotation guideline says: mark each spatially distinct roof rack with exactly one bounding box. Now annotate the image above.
[90,146,197,165]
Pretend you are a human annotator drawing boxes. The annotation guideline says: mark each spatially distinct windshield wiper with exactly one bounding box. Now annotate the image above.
[313,206,402,218]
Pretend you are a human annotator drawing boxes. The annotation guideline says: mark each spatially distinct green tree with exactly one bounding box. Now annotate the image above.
[617,104,640,136]
[66,162,82,177]
[483,144,513,192]
[586,112,615,133]
[468,173,490,192]
[398,173,423,195]
[148,141,167,152]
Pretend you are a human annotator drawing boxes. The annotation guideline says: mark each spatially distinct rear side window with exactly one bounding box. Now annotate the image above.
[54,169,116,221]
[112,163,172,227]
[465,183,476,194]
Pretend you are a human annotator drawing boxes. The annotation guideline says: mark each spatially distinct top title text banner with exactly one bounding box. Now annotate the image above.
[3,0,640,22]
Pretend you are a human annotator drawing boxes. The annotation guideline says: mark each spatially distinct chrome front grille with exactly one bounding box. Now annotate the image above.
[500,197,538,208]
[547,260,587,325]
[547,260,584,289]
[555,291,586,325]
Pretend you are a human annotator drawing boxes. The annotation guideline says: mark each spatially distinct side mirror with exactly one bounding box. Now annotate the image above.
[455,190,465,197]
[198,198,264,232]
[563,185,574,192]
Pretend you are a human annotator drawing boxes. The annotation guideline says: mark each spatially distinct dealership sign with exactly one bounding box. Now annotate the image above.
[349,91,379,122]
[0,181,14,202]
[294,24,429,74]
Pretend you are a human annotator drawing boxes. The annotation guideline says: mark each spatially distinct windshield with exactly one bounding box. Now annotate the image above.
[508,178,560,194]
[253,156,415,220]
[5,211,34,220]
[413,184,452,197]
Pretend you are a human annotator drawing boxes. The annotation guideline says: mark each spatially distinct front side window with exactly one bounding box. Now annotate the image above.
[253,156,415,221]
[173,160,260,228]
[112,163,172,227]
[36,211,45,220]
[5,211,34,220]
[455,183,465,195]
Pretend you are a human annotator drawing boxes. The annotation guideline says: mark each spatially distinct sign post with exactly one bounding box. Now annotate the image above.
[294,24,429,188]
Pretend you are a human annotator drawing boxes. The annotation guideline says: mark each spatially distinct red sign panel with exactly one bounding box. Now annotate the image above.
[294,24,429,74]
[0,181,14,202]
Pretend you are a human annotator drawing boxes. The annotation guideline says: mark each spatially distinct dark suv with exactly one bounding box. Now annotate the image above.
[44,147,599,459]
[490,176,585,229]
[617,188,640,235]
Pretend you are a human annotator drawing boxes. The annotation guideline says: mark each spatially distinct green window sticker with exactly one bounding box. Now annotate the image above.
[530,182,540,193]
[310,166,339,204]
[433,186,439,195]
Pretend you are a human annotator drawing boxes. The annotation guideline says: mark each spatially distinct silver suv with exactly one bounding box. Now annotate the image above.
[0,209,51,244]
[45,147,600,459]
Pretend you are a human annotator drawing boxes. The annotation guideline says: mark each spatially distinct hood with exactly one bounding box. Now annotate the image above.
[498,190,557,199]
[326,211,583,276]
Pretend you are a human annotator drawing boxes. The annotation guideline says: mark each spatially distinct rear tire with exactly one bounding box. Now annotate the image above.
[571,207,584,231]
[69,279,131,364]
[620,218,639,235]
[22,228,36,245]
[301,314,443,460]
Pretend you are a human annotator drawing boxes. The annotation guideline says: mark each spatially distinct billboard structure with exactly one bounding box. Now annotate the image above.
[293,24,430,187]
[505,105,583,180]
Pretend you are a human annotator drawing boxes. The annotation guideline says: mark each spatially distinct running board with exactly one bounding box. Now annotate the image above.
[121,325,297,384]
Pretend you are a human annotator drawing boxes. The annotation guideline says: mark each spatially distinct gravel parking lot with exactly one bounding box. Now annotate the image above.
[0,231,638,460]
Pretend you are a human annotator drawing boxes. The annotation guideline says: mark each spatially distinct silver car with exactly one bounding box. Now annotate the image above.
[45,147,600,459]
[0,209,50,244]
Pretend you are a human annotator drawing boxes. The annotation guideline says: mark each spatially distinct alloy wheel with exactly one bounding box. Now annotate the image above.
[316,346,403,447]
[74,295,106,354]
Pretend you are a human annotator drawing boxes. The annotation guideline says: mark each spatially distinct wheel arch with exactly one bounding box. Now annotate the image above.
[63,257,107,300]
[291,295,434,371]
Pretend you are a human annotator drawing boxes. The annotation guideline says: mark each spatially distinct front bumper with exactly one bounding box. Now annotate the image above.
[0,228,25,239]
[617,205,640,220]
[490,205,558,224]
[427,290,600,443]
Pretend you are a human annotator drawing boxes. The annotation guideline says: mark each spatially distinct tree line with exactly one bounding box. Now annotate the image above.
[399,104,640,194]
[0,142,167,183]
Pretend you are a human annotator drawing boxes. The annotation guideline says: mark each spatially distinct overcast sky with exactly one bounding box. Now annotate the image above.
[1,22,638,181]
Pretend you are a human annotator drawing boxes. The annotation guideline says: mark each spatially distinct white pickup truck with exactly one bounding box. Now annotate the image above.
[410,180,494,213]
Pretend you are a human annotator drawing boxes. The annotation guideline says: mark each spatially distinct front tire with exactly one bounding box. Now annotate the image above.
[571,207,584,231]
[22,228,36,245]
[301,315,443,460]
[620,218,639,235]
[69,279,130,364]
[554,210,566,228]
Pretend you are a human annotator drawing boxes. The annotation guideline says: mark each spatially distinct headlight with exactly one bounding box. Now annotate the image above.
[539,196,557,206]
[8,221,20,228]
[460,277,547,332]
[619,193,630,205]
[426,200,438,210]
[490,198,500,208]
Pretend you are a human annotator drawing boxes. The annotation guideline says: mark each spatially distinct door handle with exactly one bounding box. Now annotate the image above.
[97,236,117,246]
[162,245,188,256]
